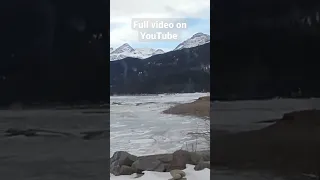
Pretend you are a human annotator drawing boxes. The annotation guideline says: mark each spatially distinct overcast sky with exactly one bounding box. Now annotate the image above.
[110,0,210,51]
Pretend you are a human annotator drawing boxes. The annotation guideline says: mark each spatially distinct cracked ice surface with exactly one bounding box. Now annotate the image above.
[110,93,210,156]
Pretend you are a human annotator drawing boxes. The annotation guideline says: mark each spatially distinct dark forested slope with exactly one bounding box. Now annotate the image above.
[110,43,210,94]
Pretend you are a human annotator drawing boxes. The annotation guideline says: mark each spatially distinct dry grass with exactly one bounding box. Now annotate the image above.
[163,96,210,118]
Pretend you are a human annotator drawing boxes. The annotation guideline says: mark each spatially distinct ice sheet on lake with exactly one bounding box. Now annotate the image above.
[110,93,209,156]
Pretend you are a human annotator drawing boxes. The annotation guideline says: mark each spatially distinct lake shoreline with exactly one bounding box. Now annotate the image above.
[162,96,210,119]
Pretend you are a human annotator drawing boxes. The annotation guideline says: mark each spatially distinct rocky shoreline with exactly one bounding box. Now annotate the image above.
[110,150,210,178]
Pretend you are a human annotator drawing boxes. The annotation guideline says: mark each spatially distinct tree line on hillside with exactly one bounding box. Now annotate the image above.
[110,43,210,94]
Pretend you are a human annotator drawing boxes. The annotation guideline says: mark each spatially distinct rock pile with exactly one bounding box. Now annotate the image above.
[110,150,210,176]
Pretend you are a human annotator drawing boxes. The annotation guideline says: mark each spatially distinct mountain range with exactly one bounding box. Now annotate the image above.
[110,32,210,61]
[110,42,210,94]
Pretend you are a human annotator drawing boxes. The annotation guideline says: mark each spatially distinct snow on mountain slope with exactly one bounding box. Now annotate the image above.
[110,32,210,61]
[134,48,165,57]
[111,43,134,54]
[110,44,165,61]
[174,32,210,51]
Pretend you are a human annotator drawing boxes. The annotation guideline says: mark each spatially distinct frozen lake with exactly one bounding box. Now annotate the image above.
[0,93,209,180]
[110,95,320,180]
[110,92,210,156]
[2,95,318,179]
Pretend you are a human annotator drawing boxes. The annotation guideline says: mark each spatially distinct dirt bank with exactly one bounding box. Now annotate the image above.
[163,96,210,118]
[212,109,320,175]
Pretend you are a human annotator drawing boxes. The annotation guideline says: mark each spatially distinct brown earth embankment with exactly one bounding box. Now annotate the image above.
[163,96,210,118]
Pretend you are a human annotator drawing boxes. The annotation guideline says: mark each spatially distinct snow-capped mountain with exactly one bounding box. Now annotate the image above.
[110,44,165,61]
[110,32,210,61]
[174,32,210,51]
[111,43,134,54]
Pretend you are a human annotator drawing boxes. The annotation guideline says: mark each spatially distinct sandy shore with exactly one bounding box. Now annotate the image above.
[163,96,210,118]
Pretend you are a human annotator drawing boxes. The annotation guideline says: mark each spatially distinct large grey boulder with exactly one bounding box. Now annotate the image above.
[169,150,192,170]
[132,157,166,173]
[189,152,204,165]
[194,161,210,171]
[169,150,210,170]
[119,165,136,175]
[169,169,186,180]
[138,153,173,164]
[157,154,173,163]
[197,150,210,161]
[110,151,137,175]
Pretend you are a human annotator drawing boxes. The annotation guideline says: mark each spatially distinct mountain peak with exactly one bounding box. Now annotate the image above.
[111,43,134,54]
[122,43,131,47]
[191,32,206,38]
[110,32,210,61]
[110,44,165,61]
[155,49,165,53]
[174,32,210,51]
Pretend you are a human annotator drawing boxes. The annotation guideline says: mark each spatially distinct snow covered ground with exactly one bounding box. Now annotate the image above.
[110,92,210,156]
[110,164,210,180]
